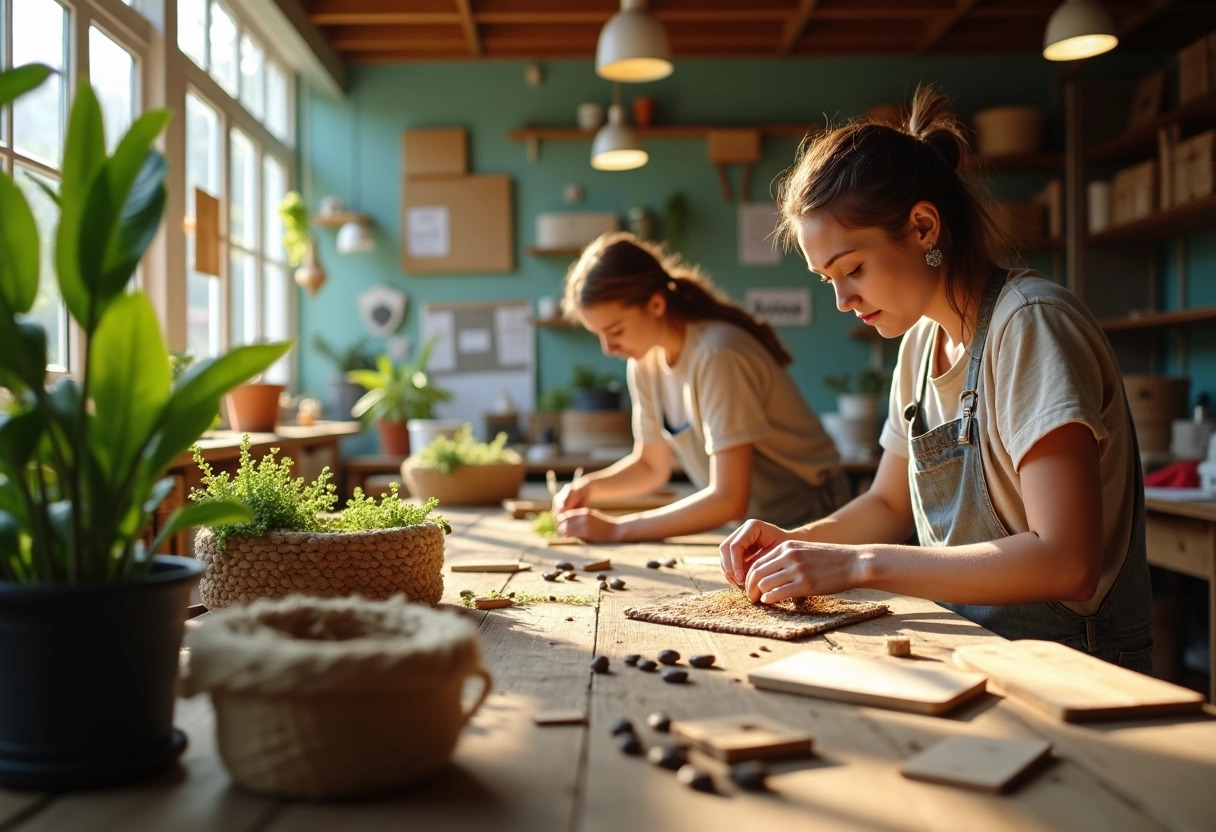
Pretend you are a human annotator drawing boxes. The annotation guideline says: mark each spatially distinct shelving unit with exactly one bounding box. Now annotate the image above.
[311,211,373,228]
[508,122,821,161]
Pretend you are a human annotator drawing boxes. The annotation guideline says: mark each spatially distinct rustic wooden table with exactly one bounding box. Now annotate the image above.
[4,495,1215,831]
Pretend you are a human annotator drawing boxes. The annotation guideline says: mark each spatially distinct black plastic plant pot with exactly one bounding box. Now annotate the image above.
[571,389,622,411]
[0,555,203,790]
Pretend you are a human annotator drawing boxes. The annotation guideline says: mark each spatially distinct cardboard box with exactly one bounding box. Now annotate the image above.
[1111,159,1156,225]
[403,128,468,178]
[1174,129,1215,205]
[402,174,513,273]
[535,212,619,250]
[707,129,761,165]
[1177,35,1211,105]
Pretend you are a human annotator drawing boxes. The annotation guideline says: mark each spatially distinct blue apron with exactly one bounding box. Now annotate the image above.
[905,272,1153,669]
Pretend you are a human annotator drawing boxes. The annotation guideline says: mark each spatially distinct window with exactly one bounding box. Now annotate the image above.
[11,0,67,170]
[89,27,137,154]
[185,91,222,358]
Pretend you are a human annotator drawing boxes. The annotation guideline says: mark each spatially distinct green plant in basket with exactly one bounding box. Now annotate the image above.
[347,336,454,422]
[412,426,517,474]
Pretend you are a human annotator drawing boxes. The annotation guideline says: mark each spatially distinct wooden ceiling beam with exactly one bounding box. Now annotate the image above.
[333,38,471,53]
[780,0,821,55]
[308,0,458,26]
[917,0,979,55]
[454,0,482,55]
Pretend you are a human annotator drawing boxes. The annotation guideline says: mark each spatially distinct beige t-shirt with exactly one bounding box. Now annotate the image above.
[879,270,1136,617]
[630,320,840,524]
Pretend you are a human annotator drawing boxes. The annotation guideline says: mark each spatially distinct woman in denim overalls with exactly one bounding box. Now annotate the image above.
[720,86,1152,669]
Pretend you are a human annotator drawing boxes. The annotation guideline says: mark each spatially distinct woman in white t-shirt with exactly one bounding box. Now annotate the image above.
[552,232,847,543]
[720,85,1152,667]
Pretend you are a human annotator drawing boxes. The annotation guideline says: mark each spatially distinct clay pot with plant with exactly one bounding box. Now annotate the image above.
[569,365,624,411]
[824,367,889,421]
[347,337,454,456]
[280,191,325,296]
[0,65,289,790]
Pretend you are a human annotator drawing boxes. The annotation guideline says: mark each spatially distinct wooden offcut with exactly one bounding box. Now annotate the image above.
[671,713,814,763]
[449,559,531,573]
[899,736,1053,793]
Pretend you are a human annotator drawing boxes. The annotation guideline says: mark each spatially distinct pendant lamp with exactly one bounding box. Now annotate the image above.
[596,0,673,83]
[1043,0,1118,61]
[336,218,375,254]
[591,87,647,172]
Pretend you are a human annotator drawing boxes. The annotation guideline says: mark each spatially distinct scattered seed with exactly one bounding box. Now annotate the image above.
[758,645,771,652]
[548,595,557,602]
[555,561,574,571]
[595,573,608,581]
[688,654,716,668]
[609,718,635,737]
[609,577,626,590]
[624,654,641,666]
[661,668,688,684]
[647,743,685,770]
[590,655,610,673]
[637,659,658,672]
[657,649,680,665]
[663,558,678,568]
[615,733,644,755]
[542,571,560,582]
[563,571,578,580]
[598,579,609,591]
[646,560,662,569]
[729,761,769,791]
[646,712,672,732]
[676,764,715,793]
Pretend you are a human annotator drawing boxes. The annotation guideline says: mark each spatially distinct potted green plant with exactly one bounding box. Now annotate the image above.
[569,364,623,411]
[824,366,889,421]
[190,435,449,608]
[401,426,525,506]
[280,190,325,296]
[313,334,376,420]
[347,336,454,455]
[0,66,289,790]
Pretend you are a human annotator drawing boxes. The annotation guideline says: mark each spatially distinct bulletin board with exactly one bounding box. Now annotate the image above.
[402,174,514,274]
[420,300,534,439]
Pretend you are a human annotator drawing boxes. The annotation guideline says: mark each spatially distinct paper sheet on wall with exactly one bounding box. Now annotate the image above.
[457,328,492,354]
[424,310,457,371]
[495,305,533,367]
[407,206,450,258]
[738,202,781,266]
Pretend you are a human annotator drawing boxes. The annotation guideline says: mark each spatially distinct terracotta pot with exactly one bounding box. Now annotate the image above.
[377,419,411,455]
[225,384,285,433]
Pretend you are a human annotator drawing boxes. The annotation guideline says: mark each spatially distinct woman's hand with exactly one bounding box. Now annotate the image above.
[552,479,591,516]
[556,508,622,543]
[741,541,865,604]
[719,519,795,588]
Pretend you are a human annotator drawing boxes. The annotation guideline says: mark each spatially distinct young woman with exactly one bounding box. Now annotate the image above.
[553,232,847,543]
[720,86,1152,668]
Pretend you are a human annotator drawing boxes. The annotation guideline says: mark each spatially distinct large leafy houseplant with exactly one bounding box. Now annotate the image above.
[0,65,289,790]
[347,337,453,454]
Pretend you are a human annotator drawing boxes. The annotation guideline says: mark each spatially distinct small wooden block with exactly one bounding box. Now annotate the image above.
[582,559,612,571]
[450,559,532,573]
[899,735,1052,793]
[671,713,814,763]
[545,537,582,547]
[887,636,912,657]
[531,709,587,726]
[473,597,514,610]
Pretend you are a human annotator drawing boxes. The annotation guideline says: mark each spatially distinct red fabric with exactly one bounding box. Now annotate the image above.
[1143,460,1201,488]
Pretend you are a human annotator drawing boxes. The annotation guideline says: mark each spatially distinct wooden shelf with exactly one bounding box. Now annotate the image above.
[1084,193,1216,246]
[509,123,821,143]
[1086,89,1216,166]
[311,211,372,228]
[525,246,584,257]
[1099,306,1216,333]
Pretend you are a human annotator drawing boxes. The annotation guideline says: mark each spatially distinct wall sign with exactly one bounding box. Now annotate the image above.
[745,288,811,327]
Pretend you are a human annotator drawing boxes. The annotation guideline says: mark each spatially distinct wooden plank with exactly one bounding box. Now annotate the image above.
[953,640,1205,721]
[899,736,1053,793]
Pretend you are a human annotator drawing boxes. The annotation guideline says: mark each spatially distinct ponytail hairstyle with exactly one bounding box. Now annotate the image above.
[562,231,793,366]
[776,84,1011,337]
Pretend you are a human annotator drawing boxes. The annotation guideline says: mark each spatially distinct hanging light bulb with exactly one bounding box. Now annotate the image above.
[596,0,673,83]
[591,93,647,172]
[336,219,375,254]
[1043,0,1118,61]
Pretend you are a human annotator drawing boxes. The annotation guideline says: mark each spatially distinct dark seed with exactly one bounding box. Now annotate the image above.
[637,659,658,672]
[646,560,662,569]
[542,571,559,582]
[563,571,578,580]
[590,655,610,673]
[758,645,771,652]
[661,668,688,684]
[663,558,678,568]
[595,573,608,581]
[729,761,769,791]
[548,595,557,602]
[609,718,635,736]
[624,654,641,666]
[676,764,715,792]
[657,649,680,665]
[688,654,716,668]
[609,577,626,590]
[598,580,609,591]
[615,733,644,755]
[555,561,574,571]
[749,652,760,658]
[647,743,685,770]
[646,711,671,732]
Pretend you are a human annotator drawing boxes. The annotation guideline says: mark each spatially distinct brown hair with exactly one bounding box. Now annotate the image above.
[562,232,793,366]
[776,84,1011,334]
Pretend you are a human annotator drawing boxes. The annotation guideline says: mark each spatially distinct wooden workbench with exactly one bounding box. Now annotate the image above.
[7,495,1214,831]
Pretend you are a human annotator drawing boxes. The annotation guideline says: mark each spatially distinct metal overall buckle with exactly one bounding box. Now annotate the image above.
[958,389,978,445]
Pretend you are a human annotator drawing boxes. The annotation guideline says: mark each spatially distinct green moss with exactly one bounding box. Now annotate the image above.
[413,426,517,474]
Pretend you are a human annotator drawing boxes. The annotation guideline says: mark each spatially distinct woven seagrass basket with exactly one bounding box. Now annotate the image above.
[194,523,445,609]
[401,458,525,506]
[180,595,492,799]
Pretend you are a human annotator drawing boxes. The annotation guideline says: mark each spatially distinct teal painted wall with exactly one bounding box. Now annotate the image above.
[299,55,1086,451]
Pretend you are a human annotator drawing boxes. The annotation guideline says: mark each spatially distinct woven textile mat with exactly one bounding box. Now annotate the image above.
[624,588,889,641]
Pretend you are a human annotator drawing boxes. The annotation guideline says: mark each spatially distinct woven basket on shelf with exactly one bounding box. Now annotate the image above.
[194,522,446,609]
[400,458,525,506]
[180,595,492,799]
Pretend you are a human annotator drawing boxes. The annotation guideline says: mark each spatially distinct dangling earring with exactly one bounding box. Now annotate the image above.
[925,243,944,268]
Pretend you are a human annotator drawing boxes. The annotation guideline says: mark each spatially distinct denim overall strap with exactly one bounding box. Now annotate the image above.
[904,271,1152,666]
